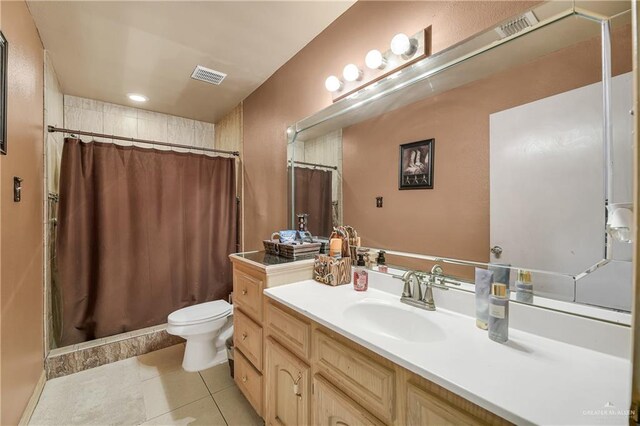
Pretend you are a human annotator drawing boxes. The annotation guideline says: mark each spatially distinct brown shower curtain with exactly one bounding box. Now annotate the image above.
[56,138,237,346]
[291,167,333,237]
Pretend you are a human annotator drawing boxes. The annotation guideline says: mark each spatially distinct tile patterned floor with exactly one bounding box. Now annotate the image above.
[29,344,263,426]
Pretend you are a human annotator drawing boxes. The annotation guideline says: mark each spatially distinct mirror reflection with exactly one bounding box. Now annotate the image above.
[288,6,633,312]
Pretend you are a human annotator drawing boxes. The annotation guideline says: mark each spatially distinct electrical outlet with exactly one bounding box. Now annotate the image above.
[376,196,383,208]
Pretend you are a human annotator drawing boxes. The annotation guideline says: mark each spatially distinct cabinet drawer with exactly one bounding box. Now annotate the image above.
[235,348,263,417]
[234,309,263,371]
[313,374,385,426]
[406,383,485,426]
[266,301,311,361]
[314,330,395,423]
[265,337,311,426]
[233,268,264,322]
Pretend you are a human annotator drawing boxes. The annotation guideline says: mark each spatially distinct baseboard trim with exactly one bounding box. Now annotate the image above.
[18,370,46,426]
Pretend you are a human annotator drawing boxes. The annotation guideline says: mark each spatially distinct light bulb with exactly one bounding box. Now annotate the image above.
[342,64,362,82]
[324,75,343,92]
[127,93,148,102]
[390,33,416,56]
[365,49,386,70]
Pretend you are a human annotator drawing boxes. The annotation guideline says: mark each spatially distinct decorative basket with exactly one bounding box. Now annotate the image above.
[263,240,279,255]
[314,228,352,286]
[313,255,352,286]
[278,242,322,259]
[262,240,321,259]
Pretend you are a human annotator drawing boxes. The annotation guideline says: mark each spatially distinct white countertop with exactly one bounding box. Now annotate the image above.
[264,279,631,425]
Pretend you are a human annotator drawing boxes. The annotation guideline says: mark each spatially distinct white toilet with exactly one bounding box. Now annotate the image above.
[167,300,233,372]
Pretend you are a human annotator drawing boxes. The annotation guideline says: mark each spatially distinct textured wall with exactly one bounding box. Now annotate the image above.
[0,1,45,424]
[214,103,243,249]
[242,1,539,250]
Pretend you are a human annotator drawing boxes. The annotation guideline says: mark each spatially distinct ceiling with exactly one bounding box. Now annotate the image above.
[28,1,354,123]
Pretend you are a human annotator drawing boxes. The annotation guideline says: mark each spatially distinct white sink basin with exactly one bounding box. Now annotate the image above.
[343,298,446,343]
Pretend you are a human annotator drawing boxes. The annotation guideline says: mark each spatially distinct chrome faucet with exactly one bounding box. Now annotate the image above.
[397,264,452,311]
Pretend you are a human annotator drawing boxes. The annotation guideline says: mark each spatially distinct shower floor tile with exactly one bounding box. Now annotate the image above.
[29,344,262,426]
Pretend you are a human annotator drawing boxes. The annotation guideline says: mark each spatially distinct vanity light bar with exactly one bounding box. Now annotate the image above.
[324,27,432,102]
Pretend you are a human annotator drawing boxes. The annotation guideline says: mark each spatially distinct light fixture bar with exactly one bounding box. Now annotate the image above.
[330,26,432,103]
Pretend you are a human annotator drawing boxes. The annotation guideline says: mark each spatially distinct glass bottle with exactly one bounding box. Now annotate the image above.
[353,254,368,292]
[488,283,509,343]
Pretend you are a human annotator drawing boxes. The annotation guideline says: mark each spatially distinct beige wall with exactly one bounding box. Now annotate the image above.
[0,1,45,424]
[243,1,540,250]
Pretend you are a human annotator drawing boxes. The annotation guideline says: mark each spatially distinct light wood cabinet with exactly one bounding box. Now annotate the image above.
[234,349,263,415]
[233,267,264,323]
[230,255,509,425]
[265,300,311,360]
[264,337,311,426]
[313,374,385,426]
[406,382,486,426]
[314,330,395,424]
[234,309,263,371]
[230,254,314,418]
[263,298,511,426]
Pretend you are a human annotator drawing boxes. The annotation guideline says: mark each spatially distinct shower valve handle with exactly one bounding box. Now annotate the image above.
[242,332,247,341]
[242,288,247,295]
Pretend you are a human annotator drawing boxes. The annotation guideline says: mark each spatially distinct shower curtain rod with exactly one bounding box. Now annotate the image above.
[47,125,240,157]
[290,160,338,170]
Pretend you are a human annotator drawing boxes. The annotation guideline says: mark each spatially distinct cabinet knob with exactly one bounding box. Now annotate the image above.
[241,332,247,341]
[242,375,247,383]
[242,288,248,295]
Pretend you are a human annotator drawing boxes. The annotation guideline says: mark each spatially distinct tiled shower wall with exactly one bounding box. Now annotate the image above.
[44,52,64,356]
[63,95,216,157]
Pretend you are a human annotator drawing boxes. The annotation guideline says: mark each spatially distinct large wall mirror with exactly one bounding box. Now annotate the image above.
[287,1,633,316]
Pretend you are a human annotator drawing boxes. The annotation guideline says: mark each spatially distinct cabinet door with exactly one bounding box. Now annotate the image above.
[312,375,385,426]
[265,337,310,426]
[406,383,485,426]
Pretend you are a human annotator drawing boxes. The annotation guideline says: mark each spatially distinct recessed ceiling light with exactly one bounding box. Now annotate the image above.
[127,93,148,102]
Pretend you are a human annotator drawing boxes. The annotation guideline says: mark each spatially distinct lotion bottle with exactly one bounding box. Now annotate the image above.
[475,268,493,330]
[488,283,509,343]
[353,254,368,292]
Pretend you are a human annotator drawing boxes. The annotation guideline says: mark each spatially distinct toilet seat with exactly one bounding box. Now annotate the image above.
[168,300,232,326]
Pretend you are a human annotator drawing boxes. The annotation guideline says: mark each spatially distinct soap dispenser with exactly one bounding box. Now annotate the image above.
[353,253,368,292]
[376,250,388,273]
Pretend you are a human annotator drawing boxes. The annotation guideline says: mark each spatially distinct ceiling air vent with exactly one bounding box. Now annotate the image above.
[191,65,227,85]
[495,11,539,39]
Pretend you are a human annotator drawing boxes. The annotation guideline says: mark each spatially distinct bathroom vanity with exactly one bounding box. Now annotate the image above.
[230,253,630,425]
[229,252,315,416]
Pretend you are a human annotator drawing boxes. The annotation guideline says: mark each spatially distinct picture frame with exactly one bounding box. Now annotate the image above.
[0,31,7,155]
[399,139,434,190]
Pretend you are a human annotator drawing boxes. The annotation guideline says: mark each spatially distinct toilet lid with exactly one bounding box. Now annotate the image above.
[168,300,232,326]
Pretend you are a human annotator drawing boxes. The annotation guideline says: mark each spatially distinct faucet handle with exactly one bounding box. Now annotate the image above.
[399,271,414,298]
[431,264,444,275]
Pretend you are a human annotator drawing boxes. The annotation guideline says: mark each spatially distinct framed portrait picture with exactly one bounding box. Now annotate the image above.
[399,139,434,190]
[0,31,7,155]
